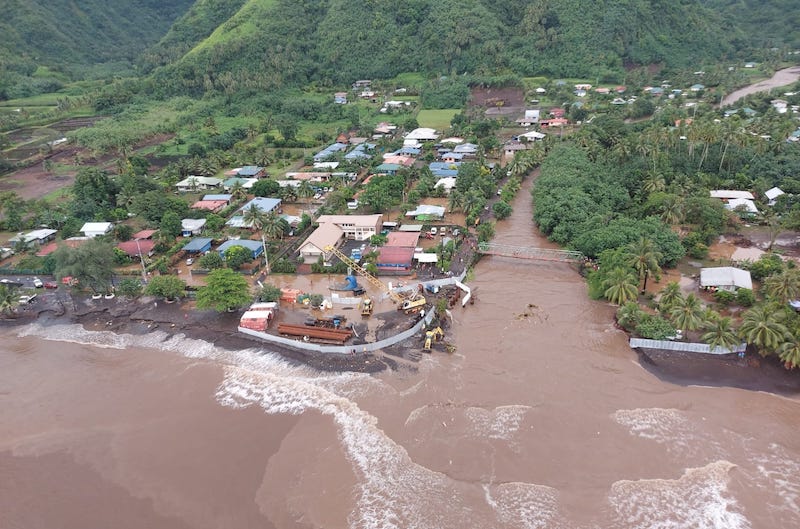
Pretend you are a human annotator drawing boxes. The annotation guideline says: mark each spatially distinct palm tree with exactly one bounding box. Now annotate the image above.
[642,171,666,194]
[602,268,639,305]
[657,282,683,313]
[280,185,298,203]
[230,181,248,202]
[448,189,465,213]
[0,284,17,317]
[616,302,643,331]
[777,332,800,369]
[670,293,704,332]
[261,211,287,240]
[764,267,800,304]
[624,237,662,293]
[701,314,740,352]
[297,181,315,202]
[738,304,788,356]
[242,204,270,273]
[659,195,684,226]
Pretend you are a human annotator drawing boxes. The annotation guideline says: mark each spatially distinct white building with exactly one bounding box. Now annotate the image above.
[765,187,785,206]
[80,222,113,238]
[700,267,753,292]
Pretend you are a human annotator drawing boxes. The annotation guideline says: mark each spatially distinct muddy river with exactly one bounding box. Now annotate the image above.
[2,175,799,528]
[722,65,800,106]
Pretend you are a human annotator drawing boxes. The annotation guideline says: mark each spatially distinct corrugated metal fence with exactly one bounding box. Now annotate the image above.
[630,338,746,355]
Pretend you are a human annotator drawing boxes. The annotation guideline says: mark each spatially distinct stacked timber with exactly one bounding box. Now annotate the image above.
[277,323,353,344]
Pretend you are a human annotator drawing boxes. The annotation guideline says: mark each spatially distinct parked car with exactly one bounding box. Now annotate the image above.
[186,258,194,266]
[452,229,460,238]
[43,281,58,289]
[430,227,438,236]
[18,294,37,304]
[33,277,43,288]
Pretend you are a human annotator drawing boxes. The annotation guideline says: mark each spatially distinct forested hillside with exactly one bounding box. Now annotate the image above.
[701,0,800,49]
[0,0,193,98]
[146,0,740,97]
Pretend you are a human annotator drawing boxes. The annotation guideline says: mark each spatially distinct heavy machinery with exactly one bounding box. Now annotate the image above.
[423,326,444,351]
[359,297,374,316]
[324,245,426,313]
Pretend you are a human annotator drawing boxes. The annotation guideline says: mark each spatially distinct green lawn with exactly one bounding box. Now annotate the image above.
[416,109,459,130]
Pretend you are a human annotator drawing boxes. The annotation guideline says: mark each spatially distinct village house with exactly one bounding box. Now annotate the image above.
[217,239,264,260]
[182,237,213,255]
[316,214,382,241]
[175,176,223,192]
[516,109,540,127]
[700,267,753,292]
[181,218,207,237]
[236,166,266,178]
[226,197,282,228]
[503,142,528,158]
[9,228,58,248]
[297,222,344,264]
[334,92,348,104]
[765,187,785,206]
[80,222,113,238]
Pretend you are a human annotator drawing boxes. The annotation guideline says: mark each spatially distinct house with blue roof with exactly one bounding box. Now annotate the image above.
[313,142,348,162]
[217,239,264,259]
[374,163,401,175]
[237,166,266,178]
[397,146,421,156]
[344,143,375,161]
[183,237,213,254]
[442,152,465,163]
[226,197,282,228]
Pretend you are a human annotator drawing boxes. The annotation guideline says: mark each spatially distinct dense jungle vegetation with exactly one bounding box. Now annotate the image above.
[3,0,796,102]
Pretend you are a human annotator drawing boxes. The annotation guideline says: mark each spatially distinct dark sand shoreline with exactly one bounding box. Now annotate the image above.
[5,291,800,394]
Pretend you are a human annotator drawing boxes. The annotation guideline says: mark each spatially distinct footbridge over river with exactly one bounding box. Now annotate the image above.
[477,242,584,263]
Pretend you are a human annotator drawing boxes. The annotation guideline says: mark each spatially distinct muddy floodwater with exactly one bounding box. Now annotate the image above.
[2,176,800,529]
[722,65,800,106]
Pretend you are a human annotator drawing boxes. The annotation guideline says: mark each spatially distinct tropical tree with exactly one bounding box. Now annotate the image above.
[242,204,270,273]
[196,268,252,312]
[777,331,800,369]
[616,301,644,331]
[230,181,248,201]
[53,238,116,294]
[198,251,224,270]
[602,268,639,305]
[144,275,186,301]
[738,304,788,356]
[763,267,800,304]
[701,314,740,352]
[297,181,315,202]
[624,237,662,293]
[0,284,18,316]
[669,293,705,332]
[657,282,683,313]
[224,245,251,270]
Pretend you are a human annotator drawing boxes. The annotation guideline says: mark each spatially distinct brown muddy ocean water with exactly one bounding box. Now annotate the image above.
[2,176,800,528]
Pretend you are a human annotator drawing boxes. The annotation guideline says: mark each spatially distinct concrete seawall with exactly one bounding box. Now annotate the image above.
[239,271,467,354]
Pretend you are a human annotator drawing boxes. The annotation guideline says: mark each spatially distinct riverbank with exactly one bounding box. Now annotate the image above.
[4,294,401,373]
[721,65,800,106]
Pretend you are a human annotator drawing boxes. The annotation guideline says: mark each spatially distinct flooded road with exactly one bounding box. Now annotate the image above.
[722,65,800,106]
[2,174,800,528]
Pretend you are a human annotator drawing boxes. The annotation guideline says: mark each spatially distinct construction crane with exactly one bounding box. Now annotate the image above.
[323,245,425,311]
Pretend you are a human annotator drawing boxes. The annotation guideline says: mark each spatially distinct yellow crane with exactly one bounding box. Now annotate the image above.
[323,245,426,312]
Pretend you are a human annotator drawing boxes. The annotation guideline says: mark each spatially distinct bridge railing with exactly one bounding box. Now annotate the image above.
[477,242,584,262]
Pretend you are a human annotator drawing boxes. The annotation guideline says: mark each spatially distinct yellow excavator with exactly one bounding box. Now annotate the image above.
[423,327,444,351]
[324,245,426,314]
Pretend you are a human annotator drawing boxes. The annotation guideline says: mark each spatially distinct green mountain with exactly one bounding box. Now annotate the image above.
[700,0,800,49]
[143,0,741,97]
[0,0,194,94]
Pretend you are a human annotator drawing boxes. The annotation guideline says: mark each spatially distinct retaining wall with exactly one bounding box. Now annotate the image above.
[239,270,468,354]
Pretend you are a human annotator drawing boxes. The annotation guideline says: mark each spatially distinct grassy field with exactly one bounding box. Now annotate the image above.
[416,109,459,130]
